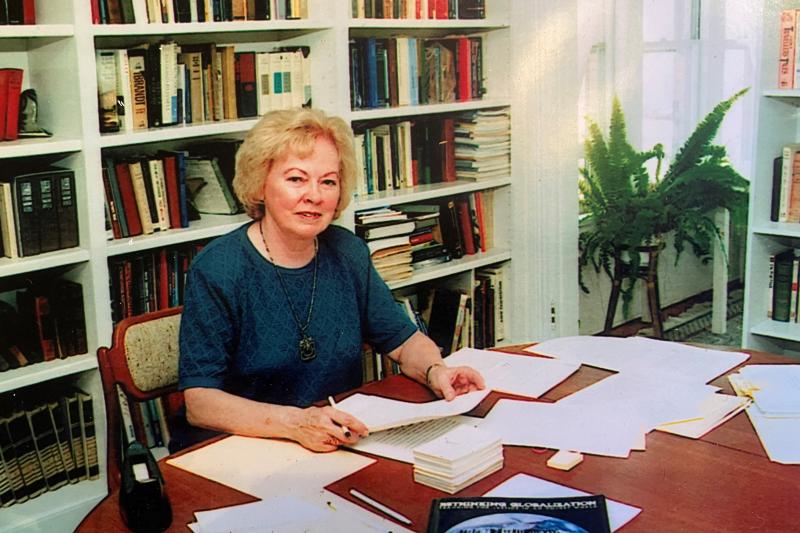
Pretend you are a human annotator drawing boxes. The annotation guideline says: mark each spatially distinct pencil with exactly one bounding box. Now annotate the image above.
[349,488,412,525]
[328,395,352,438]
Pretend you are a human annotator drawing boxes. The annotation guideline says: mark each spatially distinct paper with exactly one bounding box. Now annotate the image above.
[167,436,375,498]
[347,415,481,463]
[190,492,414,533]
[335,388,491,432]
[444,347,580,398]
[655,393,750,439]
[527,335,748,384]
[484,473,641,532]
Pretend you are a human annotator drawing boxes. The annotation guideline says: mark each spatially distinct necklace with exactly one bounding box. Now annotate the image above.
[258,221,318,362]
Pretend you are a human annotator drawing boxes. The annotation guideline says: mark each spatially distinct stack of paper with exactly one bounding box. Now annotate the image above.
[729,364,800,464]
[412,425,503,493]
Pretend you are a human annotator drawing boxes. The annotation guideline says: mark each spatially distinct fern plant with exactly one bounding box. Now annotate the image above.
[579,89,750,316]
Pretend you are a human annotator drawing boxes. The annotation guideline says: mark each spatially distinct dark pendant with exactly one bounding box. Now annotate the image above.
[299,335,316,362]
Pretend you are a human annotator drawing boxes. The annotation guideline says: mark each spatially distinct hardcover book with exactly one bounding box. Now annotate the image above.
[426,495,611,533]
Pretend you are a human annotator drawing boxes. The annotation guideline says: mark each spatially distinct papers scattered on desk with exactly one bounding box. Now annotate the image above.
[166,436,375,498]
[413,424,503,493]
[729,364,800,464]
[188,492,414,533]
[654,392,750,439]
[335,388,490,432]
[527,335,749,384]
[444,347,580,398]
[484,473,641,532]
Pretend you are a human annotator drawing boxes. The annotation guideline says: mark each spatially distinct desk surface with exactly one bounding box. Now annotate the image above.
[77,346,799,532]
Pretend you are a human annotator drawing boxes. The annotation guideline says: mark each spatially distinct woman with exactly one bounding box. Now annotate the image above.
[179,108,484,453]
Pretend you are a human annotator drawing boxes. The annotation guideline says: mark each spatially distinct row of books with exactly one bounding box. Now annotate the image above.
[0,388,100,508]
[778,9,800,89]
[108,244,203,323]
[455,108,511,181]
[349,35,483,110]
[0,167,79,258]
[0,0,34,25]
[352,0,485,20]
[769,143,800,223]
[1,281,87,373]
[0,68,23,142]
[768,248,800,323]
[119,391,180,452]
[92,0,306,24]
[96,42,310,133]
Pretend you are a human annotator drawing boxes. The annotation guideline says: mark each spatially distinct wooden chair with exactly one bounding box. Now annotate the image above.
[97,307,182,492]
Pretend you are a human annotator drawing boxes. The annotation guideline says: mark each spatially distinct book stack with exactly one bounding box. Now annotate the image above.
[92,0,308,25]
[0,167,79,258]
[454,108,511,181]
[356,207,415,283]
[0,387,100,508]
[395,203,453,270]
[96,42,310,132]
[352,0,485,20]
[412,424,503,494]
[108,242,203,323]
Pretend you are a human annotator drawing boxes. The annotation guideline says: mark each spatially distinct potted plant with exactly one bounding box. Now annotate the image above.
[579,89,750,335]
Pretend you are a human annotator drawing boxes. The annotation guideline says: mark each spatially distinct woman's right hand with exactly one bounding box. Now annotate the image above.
[291,405,369,452]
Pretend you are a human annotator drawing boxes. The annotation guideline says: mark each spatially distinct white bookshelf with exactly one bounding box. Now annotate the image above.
[743,0,800,357]
[0,1,583,531]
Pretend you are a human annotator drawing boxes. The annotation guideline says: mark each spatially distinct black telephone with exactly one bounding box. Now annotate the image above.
[117,388,172,532]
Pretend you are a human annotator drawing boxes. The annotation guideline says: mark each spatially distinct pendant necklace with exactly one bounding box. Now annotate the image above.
[259,221,318,362]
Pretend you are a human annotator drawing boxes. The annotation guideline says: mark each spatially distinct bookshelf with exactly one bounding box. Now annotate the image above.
[743,0,800,355]
[0,1,581,531]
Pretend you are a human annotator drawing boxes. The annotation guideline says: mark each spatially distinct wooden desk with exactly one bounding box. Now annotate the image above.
[77,347,799,532]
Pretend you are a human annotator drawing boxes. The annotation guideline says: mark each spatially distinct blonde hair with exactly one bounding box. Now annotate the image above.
[233,108,357,220]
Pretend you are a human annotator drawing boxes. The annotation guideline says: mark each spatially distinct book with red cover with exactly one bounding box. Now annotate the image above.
[472,191,487,252]
[455,197,476,255]
[3,68,23,140]
[457,37,472,101]
[0,70,8,139]
[159,154,182,229]
[441,117,456,181]
[234,51,258,118]
[112,161,144,236]
[22,0,35,24]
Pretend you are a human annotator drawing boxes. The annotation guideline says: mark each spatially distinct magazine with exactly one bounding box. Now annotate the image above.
[426,495,611,533]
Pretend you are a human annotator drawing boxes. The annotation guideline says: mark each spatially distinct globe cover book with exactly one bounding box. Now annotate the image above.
[426,495,611,533]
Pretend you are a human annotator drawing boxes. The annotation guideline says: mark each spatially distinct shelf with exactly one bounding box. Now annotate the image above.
[349,18,508,30]
[354,176,511,210]
[99,119,259,148]
[749,318,800,343]
[91,20,330,39]
[348,99,510,121]
[0,25,74,39]
[763,88,800,103]
[0,479,106,533]
[0,353,99,394]
[387,247,511,290]
[751,221,800,238]
[0,248,91,277]
[106,214,251,256]
[0,137,82,159]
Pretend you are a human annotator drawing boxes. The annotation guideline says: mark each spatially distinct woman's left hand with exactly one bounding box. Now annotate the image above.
[427,364,485,400]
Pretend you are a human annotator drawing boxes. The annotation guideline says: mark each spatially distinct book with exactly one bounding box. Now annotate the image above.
[36,174,60,253]
[779,10,797,89]
[96,50,121,132]
[47,401,81,484]
[6,410,47,499]
[76,390,100,479]
[427,288,468,356]
[61,393,87,481]
[52,279,88,357]
[355,219,416,240]
[127,48,149,130]
[184,156,238,214]
[2,68,22,140]
[1,171,41,257]
[426,495,611,533]
[234,51,258,117]
[26,404,68,491]
[771,249,795,322]
[771,155,783,222]
[54,169,79,249]
[0,182,19,258]
[0,415,28,504]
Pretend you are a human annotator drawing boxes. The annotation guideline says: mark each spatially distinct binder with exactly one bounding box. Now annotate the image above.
[54,169,79,249]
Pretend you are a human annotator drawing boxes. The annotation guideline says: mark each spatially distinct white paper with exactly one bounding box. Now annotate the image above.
[346,416,481,463]
[477,399,643,458]
[335,388,491,432]
[742,405,800,464]
[167,436,375,497]
[739,365,800,416]
[484,473,641,532]
[445,347,580,398]
[655,393,750,439]
[527,336,748,384]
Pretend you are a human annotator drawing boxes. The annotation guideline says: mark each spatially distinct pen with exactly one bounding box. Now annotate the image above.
[328,395,352,438]
[349,488,412,525]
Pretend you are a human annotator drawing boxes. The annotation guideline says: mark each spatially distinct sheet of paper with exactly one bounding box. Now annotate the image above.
[743,404,800,464]
[191,492,414,533]
[477,399,643,457]
[527,335,748,384]
[655,393,750,439]
[484,473,641,532]
[346,415,482,463]
[739,364,800,416]
[167,436,374,497]
[335,388,491,432]
[445,347,580,398]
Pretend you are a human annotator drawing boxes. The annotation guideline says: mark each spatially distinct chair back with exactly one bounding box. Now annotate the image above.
[97,307,182,491]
